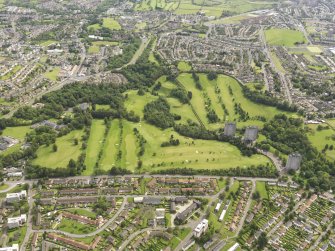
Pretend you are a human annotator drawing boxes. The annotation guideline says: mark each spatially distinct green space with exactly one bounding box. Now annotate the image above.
[0,183,9,191]
[57,218,96,234]
[177,61,192,71]
[255,181,268,199]
[0,65,22,81]
[2,126,31,140]
[33,130,84,169]
[103,18,121,30]
[88,41,118,54]
[99,120,121,171]
[44,67,60,81]
[307,124,335,160]
[39,40,58,47]
[84,120,106,175]
[7,225,27,245]
[265,29,307,47]
[64,208,97,219]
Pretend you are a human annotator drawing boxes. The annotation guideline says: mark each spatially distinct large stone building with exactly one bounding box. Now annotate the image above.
[286,153,302,171]
[224,122,236,137]
[243,126,259,142]
[193,219,209,238]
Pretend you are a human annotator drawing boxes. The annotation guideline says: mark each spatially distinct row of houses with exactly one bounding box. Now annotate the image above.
[47,233,101,250]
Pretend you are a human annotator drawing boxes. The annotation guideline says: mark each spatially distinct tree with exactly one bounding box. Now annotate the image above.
[52,144,58,152]
[257,232,268,249]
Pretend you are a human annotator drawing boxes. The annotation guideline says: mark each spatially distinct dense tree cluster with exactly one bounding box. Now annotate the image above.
[143,97,176,129]
[170,88,190,104]
[242,86,298,112]
[262,114,335,191]
[153,163,277,178]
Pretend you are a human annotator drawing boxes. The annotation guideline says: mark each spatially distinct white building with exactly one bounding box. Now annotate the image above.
[7,214,26,229]
[134,197,144,203]
[155,208,165,220]
[228,243,240,251]
[215,200,222,212]
[0,244,19,251]
[193,219,208,238]
[6,190,27,203]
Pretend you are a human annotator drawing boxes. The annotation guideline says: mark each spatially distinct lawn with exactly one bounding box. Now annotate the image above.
[307,124,335,160]
[57,218,96,234]
[265,29,307,47]
[2,126,31,140]
[88,41,118,54]
[177,73,295,130]
[33,130,84,169]
[103,18,121,30]
[133,121,271,172]
[99,120,121,171]
[39,40,57,47]
[0,65,22,80]
[64,208,97,219]
[255,181,268,199]
[177,61,192,71]
[84,120,106,175]
[44,67,60,81]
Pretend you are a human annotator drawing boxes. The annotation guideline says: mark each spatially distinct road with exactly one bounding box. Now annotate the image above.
[259,26,292,104]
[256,148,284,173]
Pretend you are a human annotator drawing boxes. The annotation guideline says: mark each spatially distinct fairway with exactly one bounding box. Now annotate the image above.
[83,120,106,175]
[99,120,120,171]
[265,29,307,47]
[177,73,295,130]
[33,130,84,169]
[2,126,31,140]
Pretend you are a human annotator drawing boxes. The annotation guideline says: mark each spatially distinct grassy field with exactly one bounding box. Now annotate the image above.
[99,120,121,171]
[38,40,57,47]
[57,218,96,234]
[33,130,84,168]
[103,18,121,30]
[83,120,106,175]
[177,73,295,130]
[64,208,97,219]
[307,124,335,160]
[265,29,307,47]
[88,41,118,54]
[177,61,192,71]
[2,126,31,140]
[44,67,60,81]
[255,181,268,199]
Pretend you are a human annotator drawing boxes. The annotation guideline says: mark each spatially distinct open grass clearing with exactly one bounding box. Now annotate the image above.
[102,18,121,30]
[44,67,60,81]
[265,29,307,47]
[307,124,335,160]
[33,130,84,169]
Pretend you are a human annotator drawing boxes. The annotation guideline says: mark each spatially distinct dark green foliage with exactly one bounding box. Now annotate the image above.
[143,97,175,129]
[170,88,189,104]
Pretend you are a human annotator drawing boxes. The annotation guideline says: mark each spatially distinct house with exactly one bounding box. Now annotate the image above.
[193,219,208,238]
[7,214,26,229]
[0,244,19,251]
[228,243,240,251]
[143,197,161,205]
[6,190,27,203]
[155,208,165,220]
[175,201,201,223]
[170,201,176,213]
[215,200,222,212]
[182,240,195,251]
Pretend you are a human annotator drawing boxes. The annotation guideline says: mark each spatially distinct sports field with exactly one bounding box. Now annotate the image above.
[265,29,307,47]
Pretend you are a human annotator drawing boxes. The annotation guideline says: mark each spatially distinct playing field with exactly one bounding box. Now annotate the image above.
[102,18,121,30]
[44,67,60,81]
[88,41,118,54]
[265,29,307,47]
[33,130,84,168]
